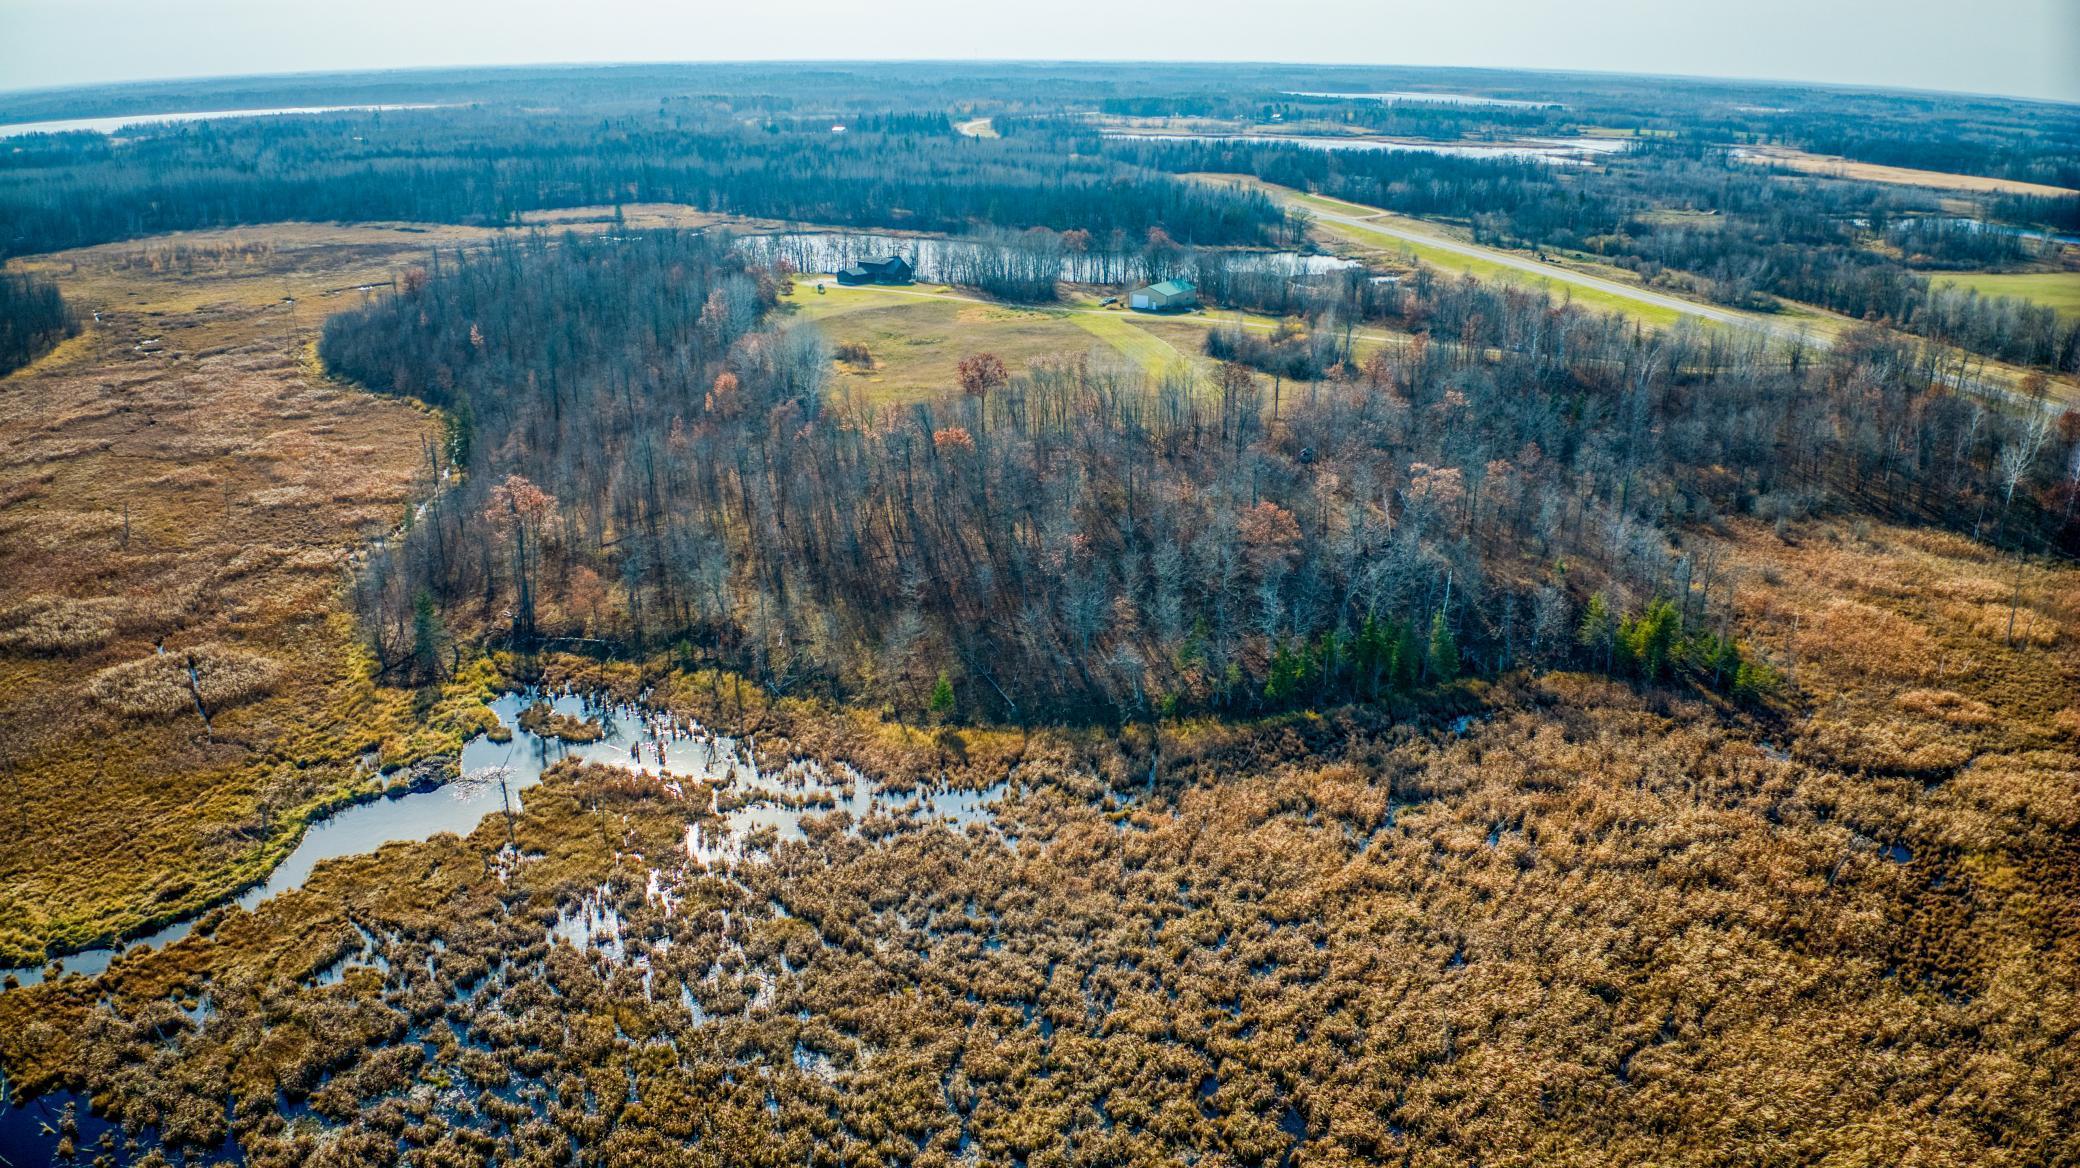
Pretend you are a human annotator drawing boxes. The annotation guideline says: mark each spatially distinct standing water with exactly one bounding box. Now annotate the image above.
[1,690,1003,990]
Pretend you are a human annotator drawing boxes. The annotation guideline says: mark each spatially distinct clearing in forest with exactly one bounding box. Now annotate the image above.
[780,286,1111,404]
[1933,270,2080,319]
[780,279,1257,401]
[1737,144,2080,198]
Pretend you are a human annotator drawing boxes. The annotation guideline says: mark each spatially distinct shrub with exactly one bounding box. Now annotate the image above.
[2054,706,2080,740]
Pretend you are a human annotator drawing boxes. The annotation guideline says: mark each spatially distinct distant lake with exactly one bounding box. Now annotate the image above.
[1106,130,1626,163]
[0,104,442,138]
[1283,91,1564,110]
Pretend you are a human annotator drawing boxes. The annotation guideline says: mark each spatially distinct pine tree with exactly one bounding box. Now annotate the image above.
[1621,599,1680,681]
[411,590,444,684]
[443,398,474,468]
[1392,622,1421,692]
[1263,640,1306,707]
[1426,611,1460,684]
[1578,592,1616,673]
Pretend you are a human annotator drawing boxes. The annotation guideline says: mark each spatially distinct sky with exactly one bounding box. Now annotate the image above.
[1,0,2076,103]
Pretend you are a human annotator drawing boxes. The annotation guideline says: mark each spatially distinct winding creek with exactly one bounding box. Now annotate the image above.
[0,690,1005,991]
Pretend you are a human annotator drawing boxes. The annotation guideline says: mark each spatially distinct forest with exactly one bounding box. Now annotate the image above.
[1078,65,2080,189]
[0,106,1285,261]
[321,228,2072,723]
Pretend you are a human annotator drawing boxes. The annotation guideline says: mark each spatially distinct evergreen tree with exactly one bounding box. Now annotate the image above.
[1578,593,1617,673]
[1264,640,1306,707]
[1426,611,1460,684]
[1621,599,1681,682]
[411,590,445,684]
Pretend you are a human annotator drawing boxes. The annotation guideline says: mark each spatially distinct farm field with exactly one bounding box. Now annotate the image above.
[1738,144,2080,197]
[1934,270,2080,319]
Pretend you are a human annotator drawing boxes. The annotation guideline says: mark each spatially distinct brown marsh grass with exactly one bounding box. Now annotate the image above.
[0,229,453,965]
[1,515,2072,1166]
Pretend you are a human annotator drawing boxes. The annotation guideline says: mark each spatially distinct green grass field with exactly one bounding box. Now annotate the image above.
[776,272,1432,405]
[1933,271,2080,319]
[779,280,1198,404]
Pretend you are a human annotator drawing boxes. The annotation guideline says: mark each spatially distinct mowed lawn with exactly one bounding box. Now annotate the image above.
[1933,271,2080,319]
[1070,311,1191,375]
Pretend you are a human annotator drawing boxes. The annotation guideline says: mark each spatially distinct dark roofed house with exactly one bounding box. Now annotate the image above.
[836,254,914,285]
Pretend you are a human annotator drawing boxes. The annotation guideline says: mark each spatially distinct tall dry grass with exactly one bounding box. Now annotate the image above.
[87,644,282,719]
[0,225,441,965]
[0,595,118,654]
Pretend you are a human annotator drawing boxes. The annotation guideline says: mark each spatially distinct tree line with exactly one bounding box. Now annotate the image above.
[0,270,76,376]
[739,228,1362,306]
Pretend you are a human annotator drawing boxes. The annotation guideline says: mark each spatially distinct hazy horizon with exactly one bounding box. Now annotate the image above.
[1,56,2077,111]
[2,0,2076,104]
